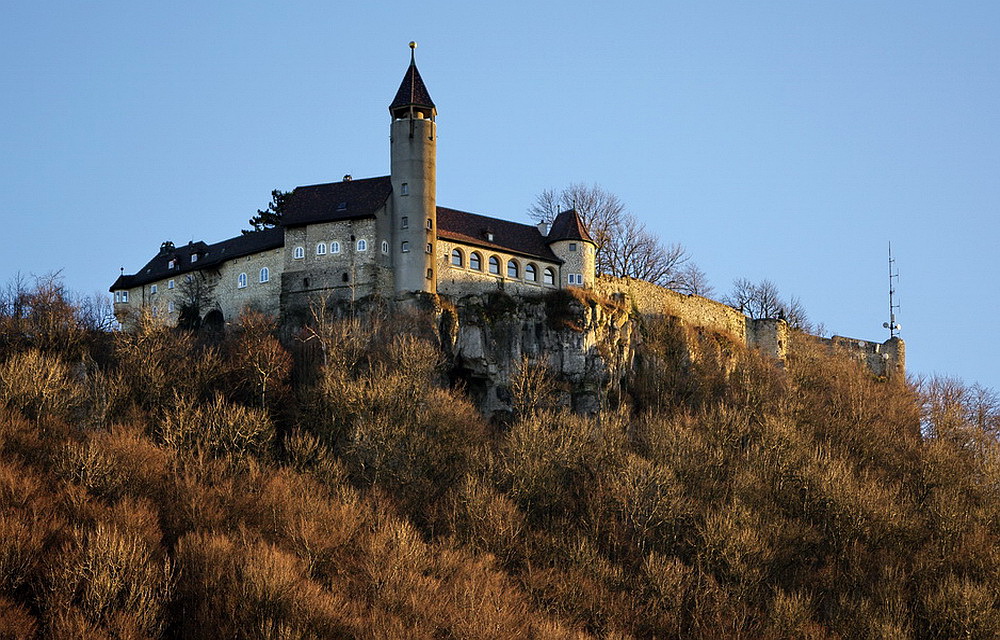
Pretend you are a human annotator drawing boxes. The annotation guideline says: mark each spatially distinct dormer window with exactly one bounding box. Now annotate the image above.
[168,259,177,270]
[486,232,494,242]
[191,254,198,263]
[337,202,347,212]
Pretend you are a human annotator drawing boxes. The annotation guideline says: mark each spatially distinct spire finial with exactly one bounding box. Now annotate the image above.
[409,41,417,65]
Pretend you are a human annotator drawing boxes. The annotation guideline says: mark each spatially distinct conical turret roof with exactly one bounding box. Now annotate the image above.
[389,47,436,114]
[548,209,595,244]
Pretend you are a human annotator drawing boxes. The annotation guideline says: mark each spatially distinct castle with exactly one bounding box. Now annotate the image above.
[110,44,596,328]
[109,45,903,379]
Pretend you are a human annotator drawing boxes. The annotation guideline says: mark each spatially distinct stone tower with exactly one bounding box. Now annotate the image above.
[389,42,437,295]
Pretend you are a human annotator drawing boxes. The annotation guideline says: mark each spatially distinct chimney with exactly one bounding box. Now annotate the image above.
[537,221,549,237]
[343,174,352,182]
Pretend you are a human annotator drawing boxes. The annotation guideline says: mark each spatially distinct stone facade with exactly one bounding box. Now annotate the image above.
[436,240,562,298]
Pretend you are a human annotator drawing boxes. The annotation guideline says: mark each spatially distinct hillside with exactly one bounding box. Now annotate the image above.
[1,280,999,639]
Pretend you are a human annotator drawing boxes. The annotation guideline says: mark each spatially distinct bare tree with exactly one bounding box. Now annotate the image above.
[674,263,714,297]
[176,274,215,329]
[529,183,701,290]
[723,278,812,331]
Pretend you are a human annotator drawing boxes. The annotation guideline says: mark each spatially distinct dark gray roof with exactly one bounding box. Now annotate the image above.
[437,207,561,263]
[389,59,436,114]
[281,176,393,228]
[110,227,283,291]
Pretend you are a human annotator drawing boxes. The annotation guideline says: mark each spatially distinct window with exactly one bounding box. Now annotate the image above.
[507,260,519,279]
[426,218,433,230]
[544,268,555,286]
[382,240,389,254]
[316,242,327,255]
[121,291,128,303]
[294,246,305,259]
[168,259,176,270]
[401,216,409,229]
[357,239,367,251]
[451,248,463,267]
[259,267,269,283]
[114,291,121,303]
[426,268,433,279]
[168,301,175,313]
[336,201,347,211]
[191,254,198,263]
[489,256,500,274]
[238,273,247,289]
[470,252,482,271]
[568,273,584,285]
[401,182,409,195]
[331,242,341,254]
[150,284,158,295]
[401,241,410,253]
[152,306,158,317]
[425,243,433,254]
[168,279,175,289]
[569,243,577,252]
[185,274,193,283]
[525,263,537,282]
[341,273,349,282]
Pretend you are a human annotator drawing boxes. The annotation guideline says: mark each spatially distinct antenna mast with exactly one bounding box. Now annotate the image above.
[883,242,901,338]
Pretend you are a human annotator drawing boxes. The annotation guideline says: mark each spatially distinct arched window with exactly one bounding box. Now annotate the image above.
[525,263,537,282]
[488,256,501,275]
[382,240,389,254]
[470,252,482,271]
[507,260,519,279]
[238,273,247,289]
[316,242,327,255]
[357,239,367,252]
[543,267,555,286]
[331,241,341,254]
[259,267,269,283]
[294,246,304,259]
[451,248,464,267]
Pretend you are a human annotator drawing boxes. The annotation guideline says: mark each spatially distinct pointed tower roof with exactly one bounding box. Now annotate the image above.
[547,209,595,244]
[389,42,436,116]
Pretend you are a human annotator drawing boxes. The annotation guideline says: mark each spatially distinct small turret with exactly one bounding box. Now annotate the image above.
[547,209,596,288]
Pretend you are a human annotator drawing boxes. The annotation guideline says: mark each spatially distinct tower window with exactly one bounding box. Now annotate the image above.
[294,246,304,259]
[425,243,432,254]
[569,243,577,252]
[382,240,389,253]
[426,218,433,230]
[114,291,121,303]
[489,256,500,275]
[401,241,410,253]
[401,183,409,195]
[470,252,482,271]
[316,242,327,255]
[426,268,433,280]
[401,216,409,229]
[121,291,128,303]
[357,239,367,251]
[238,273,247,289]
[259,267,269,283]
[451,248,464,267]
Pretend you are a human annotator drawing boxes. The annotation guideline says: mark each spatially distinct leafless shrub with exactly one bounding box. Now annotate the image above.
[159,394,272,460]
[0,596,38,640]
[0,349,85,421]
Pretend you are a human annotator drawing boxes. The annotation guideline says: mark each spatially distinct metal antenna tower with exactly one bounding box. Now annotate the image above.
[882,242,901,338]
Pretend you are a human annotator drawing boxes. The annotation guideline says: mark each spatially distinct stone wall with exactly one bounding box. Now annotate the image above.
[820,335,905,377]
[436,239,562,298]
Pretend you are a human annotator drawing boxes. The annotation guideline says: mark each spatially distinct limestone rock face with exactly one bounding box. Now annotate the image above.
[439,293,634,418]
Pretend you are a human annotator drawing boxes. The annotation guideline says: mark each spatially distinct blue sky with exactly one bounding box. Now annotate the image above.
[3,1,998,390]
